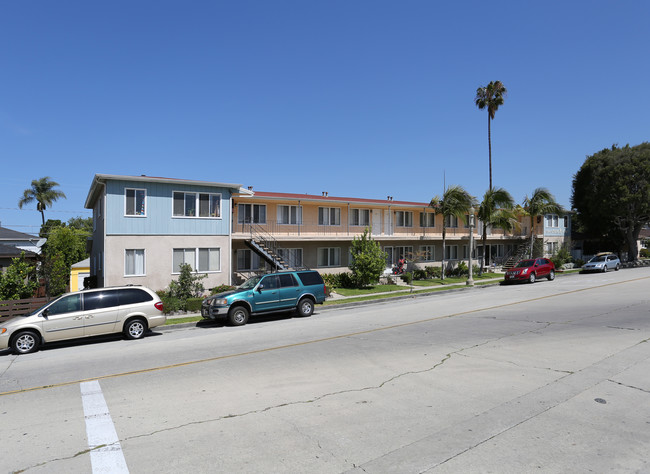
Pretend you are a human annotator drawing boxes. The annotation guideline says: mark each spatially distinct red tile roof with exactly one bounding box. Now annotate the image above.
[248,191,430,207]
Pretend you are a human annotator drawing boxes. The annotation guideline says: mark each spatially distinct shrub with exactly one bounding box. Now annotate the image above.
[349,229,387,288]
[185,298,204,312]
[211,284,235,294]
[550,245,572,269]
[640,248,649,258]
[401,272,413,285]
[425,266,442,279]
[413,269,427,280]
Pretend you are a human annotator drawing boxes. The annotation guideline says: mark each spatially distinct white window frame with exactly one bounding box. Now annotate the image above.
[318,207,341,226]
[318,247,341,267]
[237,249,264,271]
[420,212,435,228]
[277,205,302,225]
[277,248,303,267]
[419,245,435,261]
[238,204,267,224]
[349,208,370,226]
[395,211,413,228]
[173,191,222,218]
[173,247,221,273]
[125,249,146,276]
[445,245,458,260]
[445,215,459,228]
[125,188,146,217]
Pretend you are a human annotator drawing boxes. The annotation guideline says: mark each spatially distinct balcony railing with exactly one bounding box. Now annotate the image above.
[233,219,529,239]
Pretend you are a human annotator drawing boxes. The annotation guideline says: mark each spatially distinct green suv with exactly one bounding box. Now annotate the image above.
[201,270,327,326]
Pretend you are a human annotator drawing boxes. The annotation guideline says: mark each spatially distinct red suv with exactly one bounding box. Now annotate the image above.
[504,258,555,284]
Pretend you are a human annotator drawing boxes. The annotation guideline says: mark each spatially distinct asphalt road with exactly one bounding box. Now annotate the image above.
[1,268,649,473]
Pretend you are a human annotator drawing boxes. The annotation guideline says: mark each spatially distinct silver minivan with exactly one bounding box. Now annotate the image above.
[0,286,165,354]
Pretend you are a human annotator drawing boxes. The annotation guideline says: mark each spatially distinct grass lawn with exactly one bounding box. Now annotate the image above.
[332,284,405,297]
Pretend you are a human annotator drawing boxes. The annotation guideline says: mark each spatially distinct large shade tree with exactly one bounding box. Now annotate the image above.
[475,80,507,190]
[572,143,650,261]
[18,177,67,226]
[522,188,562,258]
[477,187,518,274]
[430,185,475,280]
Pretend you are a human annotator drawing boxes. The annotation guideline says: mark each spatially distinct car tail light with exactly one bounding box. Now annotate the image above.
[155,301,164,312]
[324,284,328,295]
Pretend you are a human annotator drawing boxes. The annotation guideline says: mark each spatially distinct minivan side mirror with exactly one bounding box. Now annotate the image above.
[41,309,49,318]
[257,284,264,292]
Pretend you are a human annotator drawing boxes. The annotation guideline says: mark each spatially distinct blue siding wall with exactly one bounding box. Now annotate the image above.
[104,180,232,235]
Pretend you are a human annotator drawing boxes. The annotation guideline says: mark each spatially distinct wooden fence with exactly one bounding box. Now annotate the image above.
[0,297,50,321]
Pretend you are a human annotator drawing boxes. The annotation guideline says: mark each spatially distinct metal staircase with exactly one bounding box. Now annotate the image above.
[502,242,532,270]
[244,224,305,271]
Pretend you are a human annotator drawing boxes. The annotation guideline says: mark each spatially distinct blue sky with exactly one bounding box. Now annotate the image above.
[2,1,649,234]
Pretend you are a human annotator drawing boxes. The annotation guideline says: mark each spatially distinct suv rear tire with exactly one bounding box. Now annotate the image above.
[296,297,315,317]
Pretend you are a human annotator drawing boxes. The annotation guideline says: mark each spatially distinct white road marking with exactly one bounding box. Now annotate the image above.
[80,380,129,473]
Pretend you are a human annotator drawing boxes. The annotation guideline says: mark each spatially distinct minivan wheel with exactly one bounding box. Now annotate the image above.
[228,306,249,326]
[124,318,147,340]
[528,273,536,283]
[296,297,314,317]
[12,330,39,354]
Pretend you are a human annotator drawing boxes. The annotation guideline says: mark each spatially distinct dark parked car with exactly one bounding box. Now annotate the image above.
[581,253,621,273]
[201,270,327,326]
[504,258,555,284]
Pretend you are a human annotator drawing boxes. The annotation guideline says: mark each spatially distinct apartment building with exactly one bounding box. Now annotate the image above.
[85,174,564,291]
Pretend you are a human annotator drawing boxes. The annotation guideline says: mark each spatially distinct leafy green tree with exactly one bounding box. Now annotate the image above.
[18,177,67,226]
[522,188,562,258]
[67,216,93,233]
[430,185,475,280]
[572,143,650,261]
[475,81,507,190]
[168,263,207,308]
[477,187,518,274]
[40,225,89,297]
[0,253,40,300]
[349,228,387,288]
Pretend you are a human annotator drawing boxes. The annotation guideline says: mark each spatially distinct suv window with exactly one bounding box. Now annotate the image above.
[260,275,279,290]
[119,288,154,305]
[296,271,324,286]
[279,273,298,288]
[84,290,120,311]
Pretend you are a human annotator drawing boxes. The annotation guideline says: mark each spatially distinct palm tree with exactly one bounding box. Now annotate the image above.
[430,185,475,280]
[477,187,518,275]
[522,188,562,257]
[18,177,67,226]
[475,81,507,190]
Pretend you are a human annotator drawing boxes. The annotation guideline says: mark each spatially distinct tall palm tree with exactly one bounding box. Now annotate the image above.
[430,185,475,280]
[475,81,507,190]
[522,187,562,257]
[18,177,67,226]
[477,187,518,275]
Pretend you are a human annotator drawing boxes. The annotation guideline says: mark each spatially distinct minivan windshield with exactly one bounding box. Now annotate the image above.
[26,296,61,316]
[239,276,262,290]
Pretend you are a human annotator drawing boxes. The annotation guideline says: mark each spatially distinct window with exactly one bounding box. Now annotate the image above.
[278,205,302,225]
[463,245,468,259]
[419,245,435,261]
[395,246,413,262]
[319,207,341,226]
[318,247,341,267]
[278,273,298,288]
[546,214,560,227]
[84,291,119,311]
[237,249,263,271]
[173,192,221,218]
[198,248,220,272]
[420,212,435,227]
[445,215,459,228]
[350,209,370,226]
[445,245,458,260]
[277,248,303,268]
[173,247,221,273]
[395,211,413,227]
[125,189,146,216]
[125,249,145,276]
[47,294,82,315]
[118,288,153,305]
[238,204,266,224]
